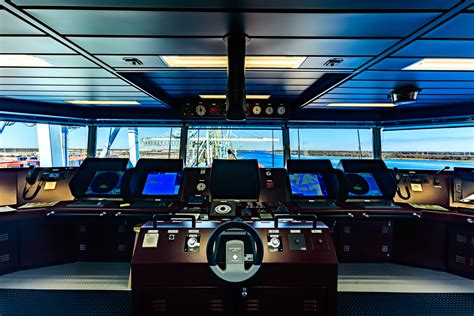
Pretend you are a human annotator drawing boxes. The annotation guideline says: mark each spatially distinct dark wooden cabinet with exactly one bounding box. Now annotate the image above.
[448,219,474,279]
[0,221,18,274]
[337,220,393,262]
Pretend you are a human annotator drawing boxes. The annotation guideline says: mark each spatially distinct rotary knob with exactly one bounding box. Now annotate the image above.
[270,237,281,248]
[187,237,198,248]
[196,182,206,192]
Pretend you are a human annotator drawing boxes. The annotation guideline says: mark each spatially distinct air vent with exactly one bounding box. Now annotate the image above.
[382,226,390,234]
[344,226,351,234]
[470,258,474,266]
[343,245,350,252]
[303,299,318,312]
[0,254,10,263]
[245,299,260,312]
[471,237,474,245]
[382,245,389,253]
[210,299,224,312]
[118,244,125,252]
[151,299,166,313]
[79,244,86,251]
[118,225,125,233]
[79,225,86,233]
[0,233,9,242]
[455,255,466,264]
[456,234,467,243]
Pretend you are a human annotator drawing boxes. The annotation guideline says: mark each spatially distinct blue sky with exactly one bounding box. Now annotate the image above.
[0,123,473,152]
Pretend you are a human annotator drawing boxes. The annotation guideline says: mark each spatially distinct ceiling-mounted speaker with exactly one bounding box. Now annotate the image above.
[225,34,248,121]
[389,87,422,105]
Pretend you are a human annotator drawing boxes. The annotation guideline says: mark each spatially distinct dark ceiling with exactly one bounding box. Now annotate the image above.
[0,0,473,124]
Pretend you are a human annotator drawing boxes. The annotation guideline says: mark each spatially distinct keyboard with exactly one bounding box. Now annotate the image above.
[297,201,338,209]
[362,201,401,209]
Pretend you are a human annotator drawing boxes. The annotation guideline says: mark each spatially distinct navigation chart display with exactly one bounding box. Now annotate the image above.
[142,172,181,196]
[347,172,383,197]
[289,172,328,197]
[85,171,124,196]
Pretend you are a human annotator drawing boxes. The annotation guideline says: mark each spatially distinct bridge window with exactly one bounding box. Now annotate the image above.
[96,127,181,164]
[0,121,88,168]
[382,127,474,170]
[186,128,283,168]
[289,128,373,166]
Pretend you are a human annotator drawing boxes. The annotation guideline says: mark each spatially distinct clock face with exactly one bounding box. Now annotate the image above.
[277,105,287,116]
[252,105,262,115]
[265,106,274,115]
[195,105,206,116]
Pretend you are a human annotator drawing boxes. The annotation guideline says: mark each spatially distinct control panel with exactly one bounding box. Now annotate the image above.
[181,101,288,119]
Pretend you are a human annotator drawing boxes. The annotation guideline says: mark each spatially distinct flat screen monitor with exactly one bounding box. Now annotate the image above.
[141,171,181,197]
[346,172,383,197]
[289,172,329,198]
[85,170,124,197]
[453,168,474,206]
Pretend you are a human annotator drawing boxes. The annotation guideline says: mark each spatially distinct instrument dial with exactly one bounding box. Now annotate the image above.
[265,106,274,115]
[252,105,262,115]
[196,182,206,192]
[195,105,206,116]
[277,105,287,116]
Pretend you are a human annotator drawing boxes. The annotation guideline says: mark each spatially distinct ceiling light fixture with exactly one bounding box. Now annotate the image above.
[199,94,271,100]
[403,58,474,71]
[65,100,140,105]
[326,103,396,107]
[161,56,306,69]
[0,55,53,67]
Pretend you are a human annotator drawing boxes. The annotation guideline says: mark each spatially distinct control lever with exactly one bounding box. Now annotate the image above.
[274,214,317,229]
[152,213,196,228]
[433,166,450,187]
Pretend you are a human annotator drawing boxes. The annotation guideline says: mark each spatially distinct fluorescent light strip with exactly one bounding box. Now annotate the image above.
[65,100,140,105]
[161,56,306,68]
[0,55,53,67]
[326,103,396,108]
[403,58,474,71]
[199,94,271,100]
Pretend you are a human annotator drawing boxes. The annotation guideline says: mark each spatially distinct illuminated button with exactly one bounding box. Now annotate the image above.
[270,237,281,248]
[187,237,198,248]
[232,254,238,260]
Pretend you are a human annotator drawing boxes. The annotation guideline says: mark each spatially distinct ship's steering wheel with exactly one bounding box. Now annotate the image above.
[206,220,264,283]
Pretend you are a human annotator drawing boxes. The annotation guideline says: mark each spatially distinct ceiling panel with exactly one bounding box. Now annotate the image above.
[319,94,474,100]
[158,85,307,91]
[25,10,437,37]
[0,84,140,92]
[393,40,474,57]
[0,91,147,97]
[422,13,474,38]
[97,55,167,68]
[0,77,128,85]
[13,0,458,10]
[150,77,317,85]
[25,55,99,67]
[143,70,327,79]
[0,67,115,77]
[0,36,74,53]
[340,80,474,89]
[301,57,370,69]
[369,58,421,70]
[0,9,43,34]
[353,70,474,81]
[331,87,474,95]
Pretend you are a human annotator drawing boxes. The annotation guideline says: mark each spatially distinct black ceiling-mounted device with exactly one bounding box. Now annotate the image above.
[323,58,344,67]
[225,34,249,121]
[389,87,422,105]
[122,57,144,66]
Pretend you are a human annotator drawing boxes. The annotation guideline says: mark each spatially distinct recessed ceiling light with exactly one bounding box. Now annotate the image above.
[65,100,140,105]
[403,58,474,71]
[199,94,271,100]
[326,103,396,107]
[161,56,306,69]
[0,55,53,67]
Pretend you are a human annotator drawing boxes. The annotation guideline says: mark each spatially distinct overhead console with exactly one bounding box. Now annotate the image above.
[451,167,474,213]
[67,158,131,208]
[337,159,398,209]
[287,159,346,209]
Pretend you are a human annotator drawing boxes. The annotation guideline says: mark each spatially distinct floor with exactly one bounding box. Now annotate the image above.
[0,263,472,315]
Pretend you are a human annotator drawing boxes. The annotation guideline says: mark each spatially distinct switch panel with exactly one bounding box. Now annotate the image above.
[267,233,283,252]
[288,234,307,251]
[184,233,201,252]
[142,231,159,248]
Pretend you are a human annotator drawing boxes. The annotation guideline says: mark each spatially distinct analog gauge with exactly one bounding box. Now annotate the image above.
[252,105,262,115]
[196,182,207,192]
[265,106,274,115]
[195,105,207,116]
[277,105,287,116]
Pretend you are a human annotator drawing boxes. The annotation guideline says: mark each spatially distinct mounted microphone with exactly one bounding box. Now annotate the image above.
[227,149,237,160]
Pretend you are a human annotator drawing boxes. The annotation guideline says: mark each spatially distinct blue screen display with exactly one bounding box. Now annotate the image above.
[142,172,181,196]
[347,172,383,197]
[289,172,328,197]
